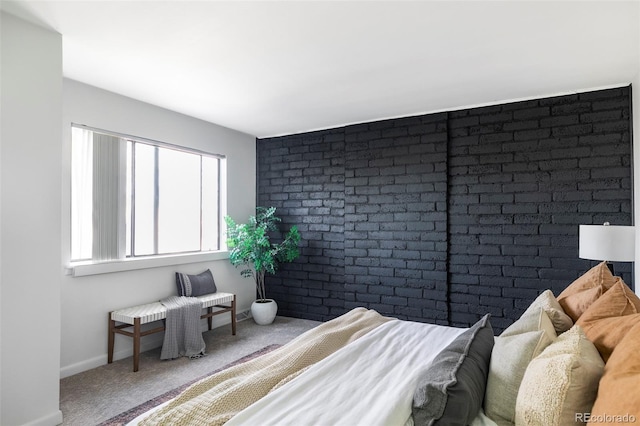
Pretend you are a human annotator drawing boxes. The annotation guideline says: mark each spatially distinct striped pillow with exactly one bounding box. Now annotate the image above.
[175,269,217,297]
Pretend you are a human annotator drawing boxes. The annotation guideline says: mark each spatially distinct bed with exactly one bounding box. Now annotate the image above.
[130,262,640,426]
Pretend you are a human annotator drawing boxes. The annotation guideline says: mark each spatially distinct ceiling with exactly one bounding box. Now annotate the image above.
[2,1,639,138]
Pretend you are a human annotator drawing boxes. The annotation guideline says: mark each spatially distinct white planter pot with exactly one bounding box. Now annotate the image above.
[251,299,278,325]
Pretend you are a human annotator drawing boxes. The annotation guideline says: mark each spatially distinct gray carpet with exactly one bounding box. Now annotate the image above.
[60,316,320,426]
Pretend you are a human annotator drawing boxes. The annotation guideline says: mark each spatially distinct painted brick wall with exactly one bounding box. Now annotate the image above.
[343,114,449,324]
[256,87,632,329]
[447,88,632,330]
[257,129,346,320]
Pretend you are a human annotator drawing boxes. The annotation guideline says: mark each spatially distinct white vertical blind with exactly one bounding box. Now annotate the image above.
[92,133,124,261]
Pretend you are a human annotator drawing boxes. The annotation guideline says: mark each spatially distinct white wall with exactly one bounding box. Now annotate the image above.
[60,80,256,377]
[1,12,63,426]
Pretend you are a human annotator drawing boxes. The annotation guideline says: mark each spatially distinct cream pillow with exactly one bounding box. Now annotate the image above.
[484,308,557,426]
[515,325,604,426]
[523,290,573,334]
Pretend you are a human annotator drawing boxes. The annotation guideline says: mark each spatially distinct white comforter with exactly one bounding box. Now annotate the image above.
[226,319,466,426]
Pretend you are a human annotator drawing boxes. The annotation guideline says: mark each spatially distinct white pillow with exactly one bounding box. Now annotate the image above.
[522,290,573,334]
[515,325,603,426]
[484,308,557,426]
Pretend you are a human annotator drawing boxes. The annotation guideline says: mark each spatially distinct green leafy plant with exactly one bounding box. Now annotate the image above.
[225,207,301,301]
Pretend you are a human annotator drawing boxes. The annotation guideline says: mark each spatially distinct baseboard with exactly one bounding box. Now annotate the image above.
[237,309,252,321]
[60,333,165,378]
[60,310,251,378]
[23,409,63,426]
[60,355,105,379]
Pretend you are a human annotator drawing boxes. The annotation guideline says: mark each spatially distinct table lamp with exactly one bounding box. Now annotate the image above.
[579,222,635,274]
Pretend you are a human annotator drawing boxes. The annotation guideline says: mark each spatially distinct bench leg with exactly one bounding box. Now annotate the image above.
[133,317,141,372]
[231,295,237,336]
[207,307,213,331]
[108,313,115,364]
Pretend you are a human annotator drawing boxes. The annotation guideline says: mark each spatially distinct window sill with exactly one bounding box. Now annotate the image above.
[67,251,229,277]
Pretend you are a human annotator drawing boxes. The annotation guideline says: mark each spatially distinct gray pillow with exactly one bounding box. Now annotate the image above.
[175,269,217,297]
[413,314,494,426]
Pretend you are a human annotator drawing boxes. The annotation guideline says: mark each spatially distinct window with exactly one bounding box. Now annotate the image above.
[71,125,226,263]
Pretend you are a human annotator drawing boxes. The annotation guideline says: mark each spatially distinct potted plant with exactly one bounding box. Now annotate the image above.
[225,207,301,324]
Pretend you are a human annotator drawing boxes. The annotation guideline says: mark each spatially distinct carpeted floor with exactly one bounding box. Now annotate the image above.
[60,316,320,426]
[97,344,281,426]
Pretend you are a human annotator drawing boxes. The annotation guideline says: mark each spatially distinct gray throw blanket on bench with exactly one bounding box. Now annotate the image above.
[160,296,206,360]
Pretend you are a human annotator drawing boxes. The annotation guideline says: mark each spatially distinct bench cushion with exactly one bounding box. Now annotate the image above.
[111,292,235,325]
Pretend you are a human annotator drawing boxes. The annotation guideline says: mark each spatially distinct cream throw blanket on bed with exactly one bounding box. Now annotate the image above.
[139,307,392,426]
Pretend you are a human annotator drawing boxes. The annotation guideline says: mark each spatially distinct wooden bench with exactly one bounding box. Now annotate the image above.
[108,292,236,372]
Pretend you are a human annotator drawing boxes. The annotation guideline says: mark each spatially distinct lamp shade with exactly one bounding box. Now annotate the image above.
[579,224,635,262]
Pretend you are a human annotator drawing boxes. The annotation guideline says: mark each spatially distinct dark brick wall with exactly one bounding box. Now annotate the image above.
[447,88,632,331]
[256,87,632,329]
[342,114,449,324]
[257,129,346,321]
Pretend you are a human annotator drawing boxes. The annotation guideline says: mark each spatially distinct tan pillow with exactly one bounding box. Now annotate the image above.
[523,290,573,334]
[484,308,557,426]
[515,326,604,426]
[557,262,617,322]
[577,279,640,362]
[589,321,640,424]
